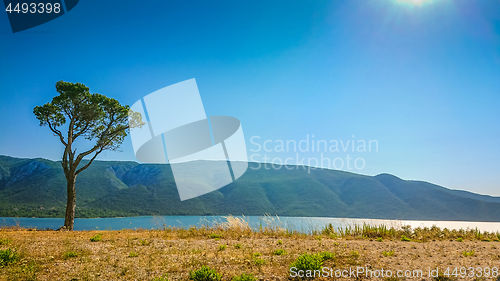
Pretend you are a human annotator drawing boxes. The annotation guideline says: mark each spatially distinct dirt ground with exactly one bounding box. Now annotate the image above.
[1,229,500,281]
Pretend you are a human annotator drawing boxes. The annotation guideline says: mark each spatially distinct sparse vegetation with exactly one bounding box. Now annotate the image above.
[0,248,19,266]
[0,217,498,280]
[462,250,474,257]
[189,265,222,281]
[382,250,395,257]
[273,249,286,256]
[400,235,411,242]
[376,237,383,242]
[90,233,102,242]
[232,273,257,281]
[456,237,463,242]
[129,252,138,257]
[152,273,169,281]
[63,251,78,259]
[289,253,323,272]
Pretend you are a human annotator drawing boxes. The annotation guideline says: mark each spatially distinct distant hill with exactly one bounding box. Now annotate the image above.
[1,155,499,221]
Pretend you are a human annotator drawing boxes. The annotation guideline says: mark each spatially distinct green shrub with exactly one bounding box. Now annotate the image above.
[382,250,394,257]
[252,252,261,257]
[218,244,227,251]
[0,248,19,266]
[90,233,102,242]
[289,253,323,273]
[63,251,78,259]
[234,243,242,249]
[129,252,138,257]
[0,238,12,245]
[277,240,283,245]
[232,273,257,281]
[273,249,287,256]
[253,258,266,266]
[152,273,169,281]
[208,234,222,239]
[462,250,474,257]
[456,237,463,242]
[318,251,334,260]
[400,235,411,242]
[189,266,222,281]
[140,239,149,246]
[376,237,383,242]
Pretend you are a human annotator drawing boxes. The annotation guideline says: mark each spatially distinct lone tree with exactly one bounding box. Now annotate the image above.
[34,81,143,230]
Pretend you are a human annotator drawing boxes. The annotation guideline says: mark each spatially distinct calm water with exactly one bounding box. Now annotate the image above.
[1,216,500,233]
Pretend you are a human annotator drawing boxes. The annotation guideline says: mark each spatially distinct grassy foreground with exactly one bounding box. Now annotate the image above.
[1,217,500,280]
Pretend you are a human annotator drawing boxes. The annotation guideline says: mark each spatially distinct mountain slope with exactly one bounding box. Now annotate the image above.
[0,155,499,221]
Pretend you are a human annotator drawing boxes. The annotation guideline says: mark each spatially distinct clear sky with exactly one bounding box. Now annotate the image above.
[1,0,499,196]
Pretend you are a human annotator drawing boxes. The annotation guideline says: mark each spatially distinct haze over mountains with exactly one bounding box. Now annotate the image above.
[1,155,499,221]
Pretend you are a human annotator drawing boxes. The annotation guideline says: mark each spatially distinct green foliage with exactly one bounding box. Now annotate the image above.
[234,243,242,249]
[382,250,395,257]
[289,253,323,273]
[152,273,169,281]
[273,249,287,256]
[376,237,383,242]
[232,273,257,281]
[252,252,261,257]
[277,240,283,245]
[129,252,138,257]
[140,239,149,246]
[462,250,474,257]
[318,251,334,260]
[218,244,227,251]
[32,81,144,229]
[63,251,78,259]
[0,248,19,266]
[400,235,411,242]
[253,258,266,266]
[0,238,12,245]
[456,237,463,242]
[209,234,222,239]
[90,233,102,242]
[189,266,222,281]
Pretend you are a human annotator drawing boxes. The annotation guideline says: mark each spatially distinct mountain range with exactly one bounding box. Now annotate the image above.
[1,155,499,221]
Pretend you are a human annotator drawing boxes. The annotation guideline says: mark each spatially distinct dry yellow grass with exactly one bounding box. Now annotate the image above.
[1,223,500,281]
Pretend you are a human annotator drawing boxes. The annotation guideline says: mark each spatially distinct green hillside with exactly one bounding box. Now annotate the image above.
[0,155,499,221]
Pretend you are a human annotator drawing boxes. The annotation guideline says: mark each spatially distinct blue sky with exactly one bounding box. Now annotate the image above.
[1,0,499,195]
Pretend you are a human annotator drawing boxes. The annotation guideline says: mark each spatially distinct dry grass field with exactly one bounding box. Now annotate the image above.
[1,217,500,281]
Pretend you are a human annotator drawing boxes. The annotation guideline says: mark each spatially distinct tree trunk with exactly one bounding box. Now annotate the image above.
[64,176,76,231]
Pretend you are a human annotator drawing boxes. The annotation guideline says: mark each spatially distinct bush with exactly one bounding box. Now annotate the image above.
[318,251,334,260]
[289,253,323,273]
[140,239,149,246]
[208,234,222,239]
[253,258,266,266]
[129,252,138,257]
[232,273,257,281]
[189,265,222,281]
[0,248,19,266]
[382,250,394,257]
[0,238,12,245]
[218,244,227,251]
[63,251,78,259]
[277,240,283,245]
[90,233,102,242]
[376,237,383,242]
[273,249,287,256]
[152,273,169,281]
[234,243,242,249]
[456,237,463,242]
[400,235,411,242]
[462,250,474,257]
